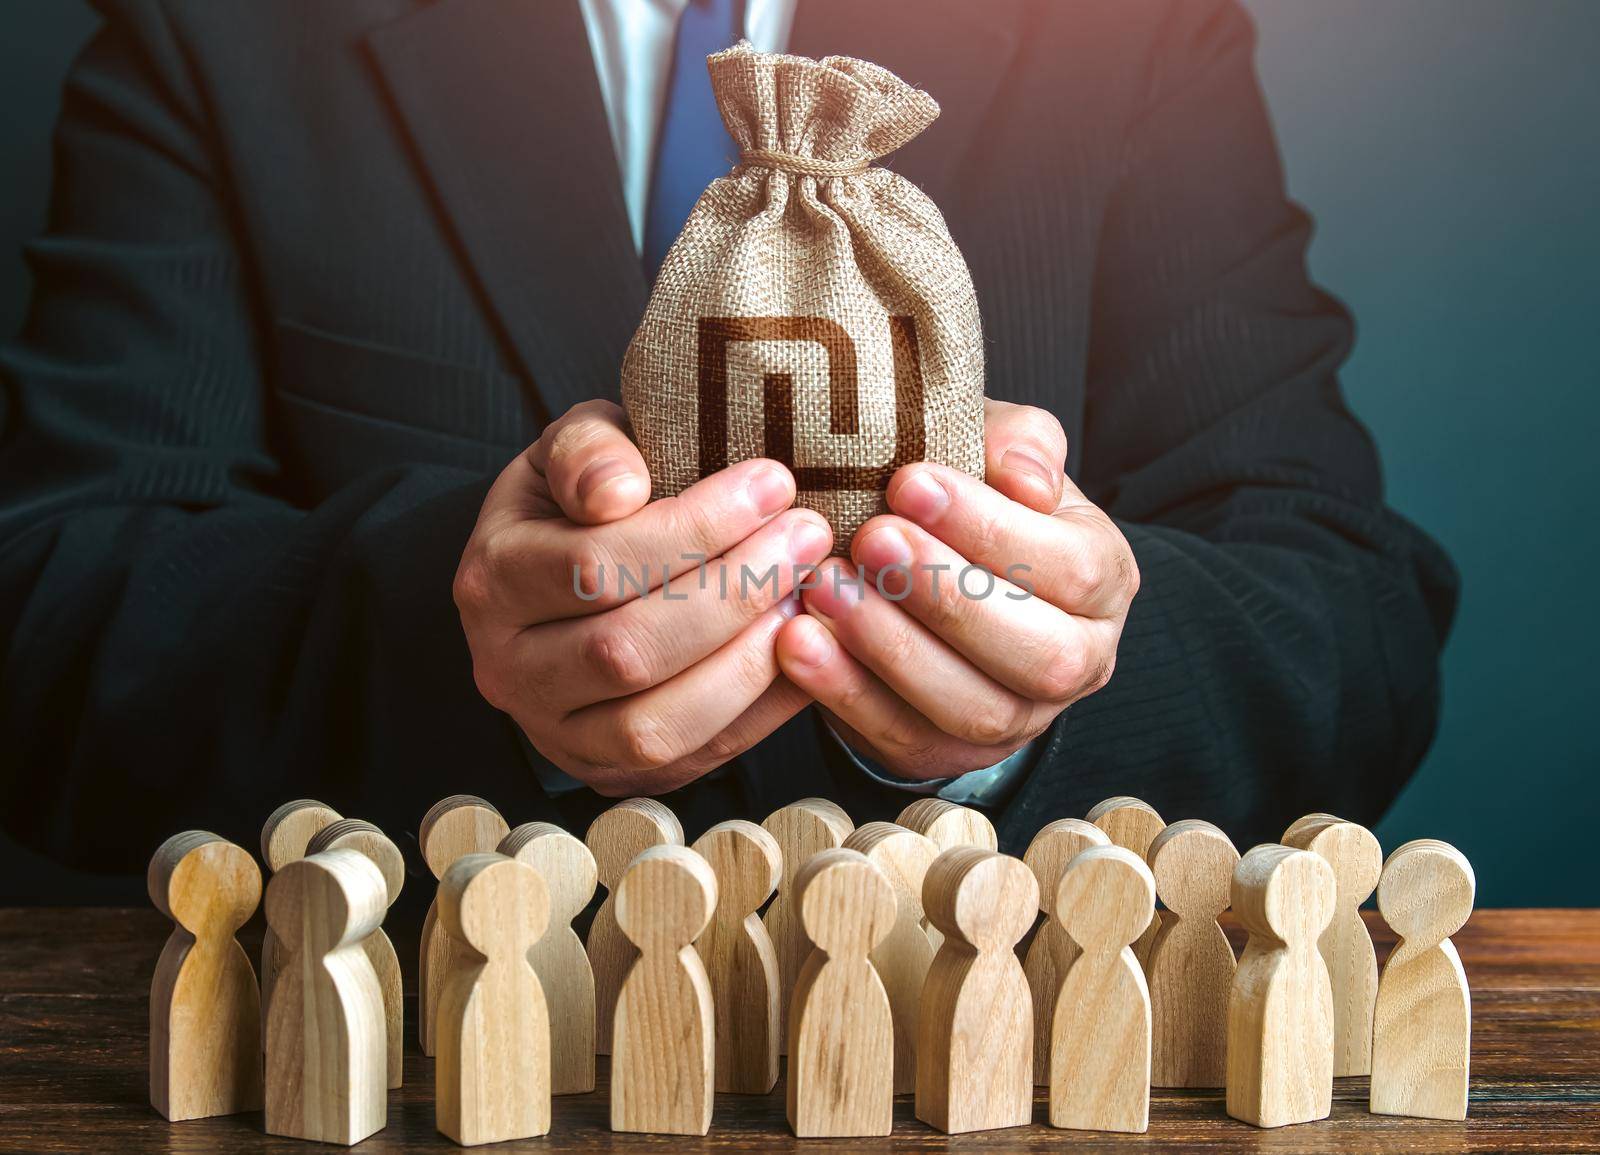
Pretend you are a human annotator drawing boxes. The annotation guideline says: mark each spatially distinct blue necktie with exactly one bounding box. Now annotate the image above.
[643,0,743,277]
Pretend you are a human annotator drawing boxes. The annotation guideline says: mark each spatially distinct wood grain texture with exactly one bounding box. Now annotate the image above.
[1283,813,1383,1077]
[1022,817,1111,1085]
[916,847,1038,1135]
[841,821,937,1094]
[1226,844,1336,1129]
[785,848,895,1138]
[760,798,853,1056]
[1086,796,1166,969]
[4,907,1598,1151]
[1147,819,1238,1088]
[147,832,263,1121]
[417,796,508,1059]
[896,800,997,954]
[1371,839,1475,1121]
[305,819,405,1089]
[262,849,387,1146]
[691,820,782,1095]
[584,798,684,1055]
[257,800,341,1043]
[499,821,597,1095]
[610,844,717,1136]
[1050,845,1153,1133]
[434,853,550,1145]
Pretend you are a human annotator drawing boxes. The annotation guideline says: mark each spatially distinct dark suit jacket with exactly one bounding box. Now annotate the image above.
[0,0,1456,877]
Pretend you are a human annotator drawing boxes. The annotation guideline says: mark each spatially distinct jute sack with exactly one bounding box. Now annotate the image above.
[621,43,986,553]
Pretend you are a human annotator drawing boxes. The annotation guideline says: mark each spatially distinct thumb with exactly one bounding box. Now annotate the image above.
[527,399,652,526]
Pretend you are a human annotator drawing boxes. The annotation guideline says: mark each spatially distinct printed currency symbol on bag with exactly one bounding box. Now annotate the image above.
[695,314,925,490]
[623,43,987,553]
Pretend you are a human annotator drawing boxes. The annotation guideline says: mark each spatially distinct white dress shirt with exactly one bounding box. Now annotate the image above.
[563,0,1037,807]
[578,0,796,253]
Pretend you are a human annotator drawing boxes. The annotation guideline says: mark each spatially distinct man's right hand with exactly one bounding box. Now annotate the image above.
[454,400,833,797]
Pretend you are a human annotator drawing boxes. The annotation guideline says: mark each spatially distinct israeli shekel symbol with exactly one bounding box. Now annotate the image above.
[696,316,926,489]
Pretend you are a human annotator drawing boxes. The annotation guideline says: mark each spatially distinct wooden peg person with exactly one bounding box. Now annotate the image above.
[1086,796,1166,968]
[264,848,388,1146]
[1226,843,1336,1129]
[149,831,263,1121]
[691,819,783,1094]
[1050,845,1154,1132]
[306,819,405,1089]
[499,821,598,1095]
[761,798,853,1054]
[842,821,938,1093]
[435,852,551,1145]
[1146,819,1238,1088]
[259,799,341,1032]
[585,797,684,1054]
[1283,813,1382,1076]
[786,849,896,1137]
[916,847,1037,1135]
[1370,839,1474,1120]
[418,795,509,1057]
[897,799,997,952]
[610,844,718,1136]
[1022,818,1112,1084]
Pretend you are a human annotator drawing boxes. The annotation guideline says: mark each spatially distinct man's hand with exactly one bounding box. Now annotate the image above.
[455,400,833,796]
[776,399,1139,781]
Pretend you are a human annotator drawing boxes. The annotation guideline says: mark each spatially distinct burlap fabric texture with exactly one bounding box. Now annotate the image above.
[621,42,986,554]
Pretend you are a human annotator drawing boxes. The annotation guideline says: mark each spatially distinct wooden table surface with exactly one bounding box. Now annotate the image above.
[2,906,1596,1152]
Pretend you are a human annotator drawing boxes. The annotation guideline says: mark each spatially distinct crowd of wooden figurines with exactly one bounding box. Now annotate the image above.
[147,794,1474,1145]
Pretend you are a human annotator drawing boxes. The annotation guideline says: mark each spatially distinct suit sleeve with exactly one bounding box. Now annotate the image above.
[1001,0,1458,847]
[0,2,526,870]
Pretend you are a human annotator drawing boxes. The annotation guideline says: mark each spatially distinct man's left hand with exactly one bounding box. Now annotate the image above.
[776,400,1139,781]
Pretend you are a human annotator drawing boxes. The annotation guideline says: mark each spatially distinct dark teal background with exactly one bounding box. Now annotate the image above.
[2,2,1595,904]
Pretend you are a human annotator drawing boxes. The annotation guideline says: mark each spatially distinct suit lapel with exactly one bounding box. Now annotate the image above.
[788,0,1019,199]
[367,0,645,424]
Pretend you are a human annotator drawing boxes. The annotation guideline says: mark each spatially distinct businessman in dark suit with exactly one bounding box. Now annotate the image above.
[0,0,1456,878]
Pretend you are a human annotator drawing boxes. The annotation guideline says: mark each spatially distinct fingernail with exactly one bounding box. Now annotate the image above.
[576,457,635,502]
[805,566,864,619]
[893,469,950,523]
[778,592,803,620]
[789,618,835,668]
[856,525,912,572]
[789,515,832,561]
[747,465,794,518]
[1002,448,1055,493]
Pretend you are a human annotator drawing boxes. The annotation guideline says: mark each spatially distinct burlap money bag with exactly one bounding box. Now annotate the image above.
[621,43,986,552]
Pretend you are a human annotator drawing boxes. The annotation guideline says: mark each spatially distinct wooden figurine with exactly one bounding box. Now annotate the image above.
[761,797,853,1055]
[499,821,598,1094]
[258,799,341,1034]
[786,848,896,1138]
[585,797,684,1054]
[435,852,551,1145]
[1370,838,1475,1120]
[305,818,405,1089]
[418,795,509,1057]
[1050,845,1154,1133]
[1226,843,1336,1129]
[1022,817,1112,1084]
[691,819,783,1094]
[916,847,1037,1135]
[263,848,388,1146]
[1086,796,1166,968]
[1147,819,1238,1088]
[842,821,938,1093]
[1283,812,1382,1076]
[610,844,718,1136]
[148,831,263,1121]
[897,799,997,952]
